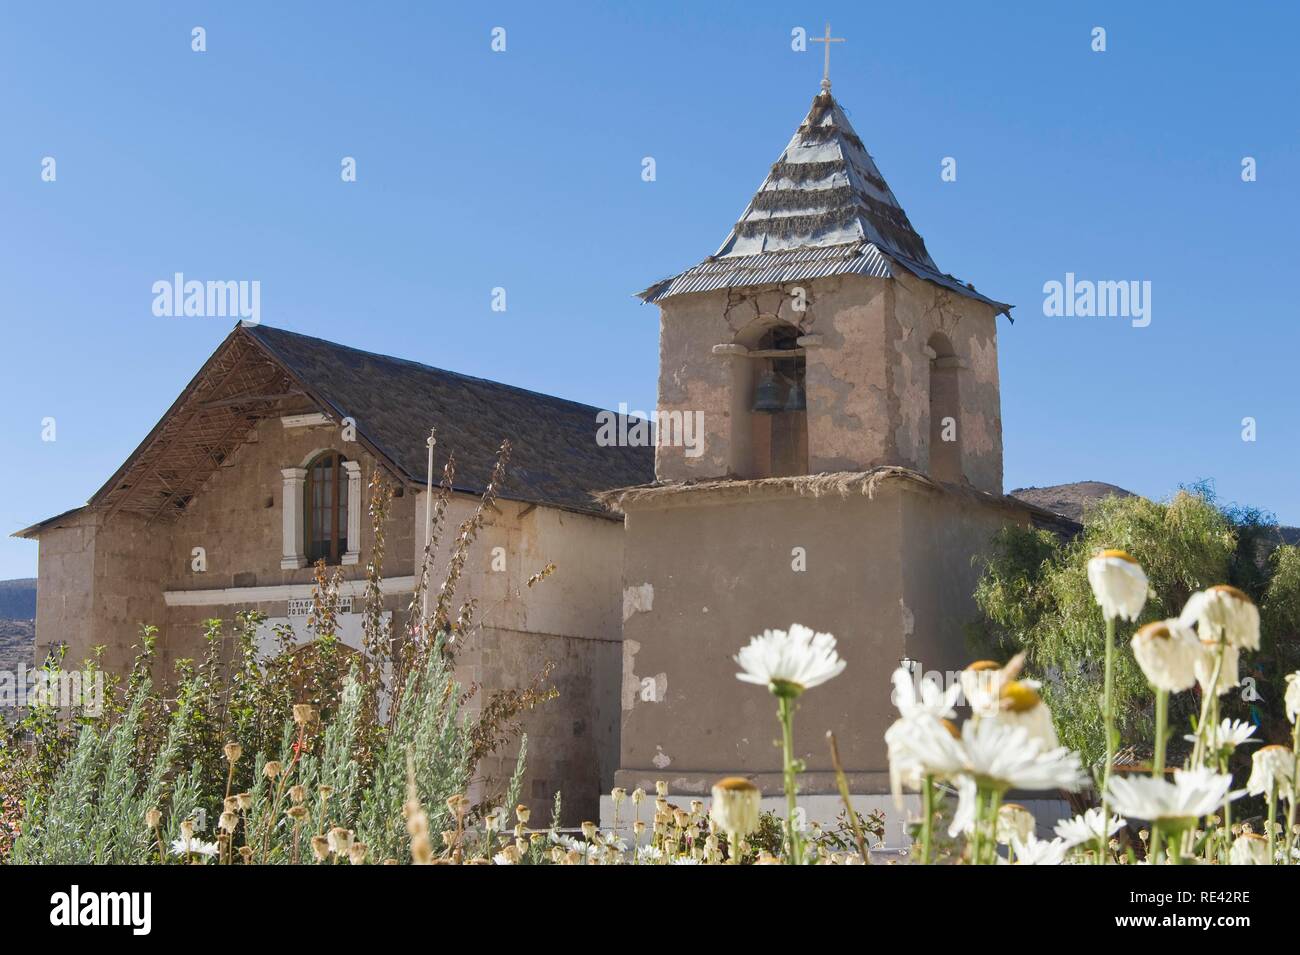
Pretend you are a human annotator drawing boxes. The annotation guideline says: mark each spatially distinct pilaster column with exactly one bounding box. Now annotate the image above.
[341,460,362,565]
[280,467,308,569]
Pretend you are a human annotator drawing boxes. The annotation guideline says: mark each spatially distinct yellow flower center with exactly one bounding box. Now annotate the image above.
[1000,681,1041,713]
[966,660,1001,672]
[940,718,961,739]
[714,776,759,793]
[1097,548,1138,563]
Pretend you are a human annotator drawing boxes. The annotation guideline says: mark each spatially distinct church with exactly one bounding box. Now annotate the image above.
[17,77,1070,830]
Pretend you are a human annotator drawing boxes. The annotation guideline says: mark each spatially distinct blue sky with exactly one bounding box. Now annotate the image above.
[2,1,1297,578]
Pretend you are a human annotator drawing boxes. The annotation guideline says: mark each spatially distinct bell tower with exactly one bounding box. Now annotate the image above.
[605,66,1037,843]
[638,87,1010,494]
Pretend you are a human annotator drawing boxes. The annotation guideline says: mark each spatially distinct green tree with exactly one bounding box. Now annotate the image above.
[971,489,1300,777]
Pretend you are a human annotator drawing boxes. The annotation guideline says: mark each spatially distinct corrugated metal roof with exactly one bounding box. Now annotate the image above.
[638,90,1011,316]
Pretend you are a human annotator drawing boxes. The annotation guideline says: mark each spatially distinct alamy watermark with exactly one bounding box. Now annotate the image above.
[152,273,261,324]
[1042,272,1151,328]
[595,404,704,458]
[1,666,105,716]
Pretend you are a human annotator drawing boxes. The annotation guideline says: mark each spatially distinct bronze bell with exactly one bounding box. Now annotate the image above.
[752,370,784,413]
[783,381,806,412]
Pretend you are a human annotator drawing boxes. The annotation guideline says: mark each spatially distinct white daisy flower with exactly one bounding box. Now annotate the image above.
[635,845,663,863]
[956,717,1087,794]
[1183,718,1257,753]
[1106,768,1242,826]
[1009,834,1068,865]
[1053,807,1127,849]
[960,659,1013,718]
[492,850,517,865]
[891,666,960,721]
[1130,620,1201,693]
[885,667,964,802]
[1179,585,1260,651]
[1245,745,1294,800]
[1087,549,1148,622]
[734,623,845,695]
[169,836,219,859]
[1229,833,1269,865]
[1194,641,1240,697]
[887,711,965,803]
[670,856,701,864]
[1285,672,1300,726]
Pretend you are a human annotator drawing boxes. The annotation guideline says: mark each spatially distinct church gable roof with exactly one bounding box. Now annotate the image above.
[74,325,652,526]
[245,325,653,515]
[639,91,1010,315]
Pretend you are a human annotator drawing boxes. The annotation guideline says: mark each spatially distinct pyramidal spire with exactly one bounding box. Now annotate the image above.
[639,89,1009,316]
[716,90,937,268]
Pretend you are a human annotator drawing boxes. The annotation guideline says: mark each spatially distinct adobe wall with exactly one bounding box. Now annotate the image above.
[653,273,1005,494]
[414,493,625,824]
[612,476,1031,798]
[31,510,98,665]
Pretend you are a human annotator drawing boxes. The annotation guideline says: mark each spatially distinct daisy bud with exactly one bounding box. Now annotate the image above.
[655,781,668,797]
[319,785,335,800]
[236,792,253,811]
[180,819,194,841]
[673,809,690,830]
[655,797,669,815]
[1179,585,1260,651]
[581,820,597,840]
[529,833,545,847]
[690,799,704,816]
[289,784,306,805]
[238,846,253,864]
[1087,549,1148,622]
[631,787,646,805]
[223,742,242,764]
[515,804,531,825]
[441,830,456,847]
[515,838,527,856]
[145,808,162,830]
[263,760,283,780]
[1130,620,1200,693]
[611,787,627,805]
[634,820,646,836]
[223,796,239,813]
[286,805,309,822]
[349,842,369,865]
[1246,745,1295,799]
[219,811,239,834]
[293,703,317,725]
[311,835,330,861]
[550,847,565,864]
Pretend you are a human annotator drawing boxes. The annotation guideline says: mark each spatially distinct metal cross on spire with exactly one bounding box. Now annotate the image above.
[810,22,845,92]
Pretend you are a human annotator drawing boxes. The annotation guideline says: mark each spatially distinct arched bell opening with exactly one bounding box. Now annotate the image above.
[927,332,963,484]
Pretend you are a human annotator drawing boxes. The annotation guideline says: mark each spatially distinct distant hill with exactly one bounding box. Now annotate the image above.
[0,579,35,620]
[0,579,36,674]
[1010,482,1299,544]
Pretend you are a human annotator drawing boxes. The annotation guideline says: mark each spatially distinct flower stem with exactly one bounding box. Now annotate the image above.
[920,774,934,866]
[1153,687,1168,778]
[1268,780,1278,866]
[777,694,802,865]
[1099,614,1117,864]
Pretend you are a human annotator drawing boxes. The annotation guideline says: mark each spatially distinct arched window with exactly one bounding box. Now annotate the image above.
[927,333,962,483]
[304,451,348,564]
[749,324,808,478]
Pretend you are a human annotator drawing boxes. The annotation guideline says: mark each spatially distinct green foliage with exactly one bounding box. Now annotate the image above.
[972,489,1299,772]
